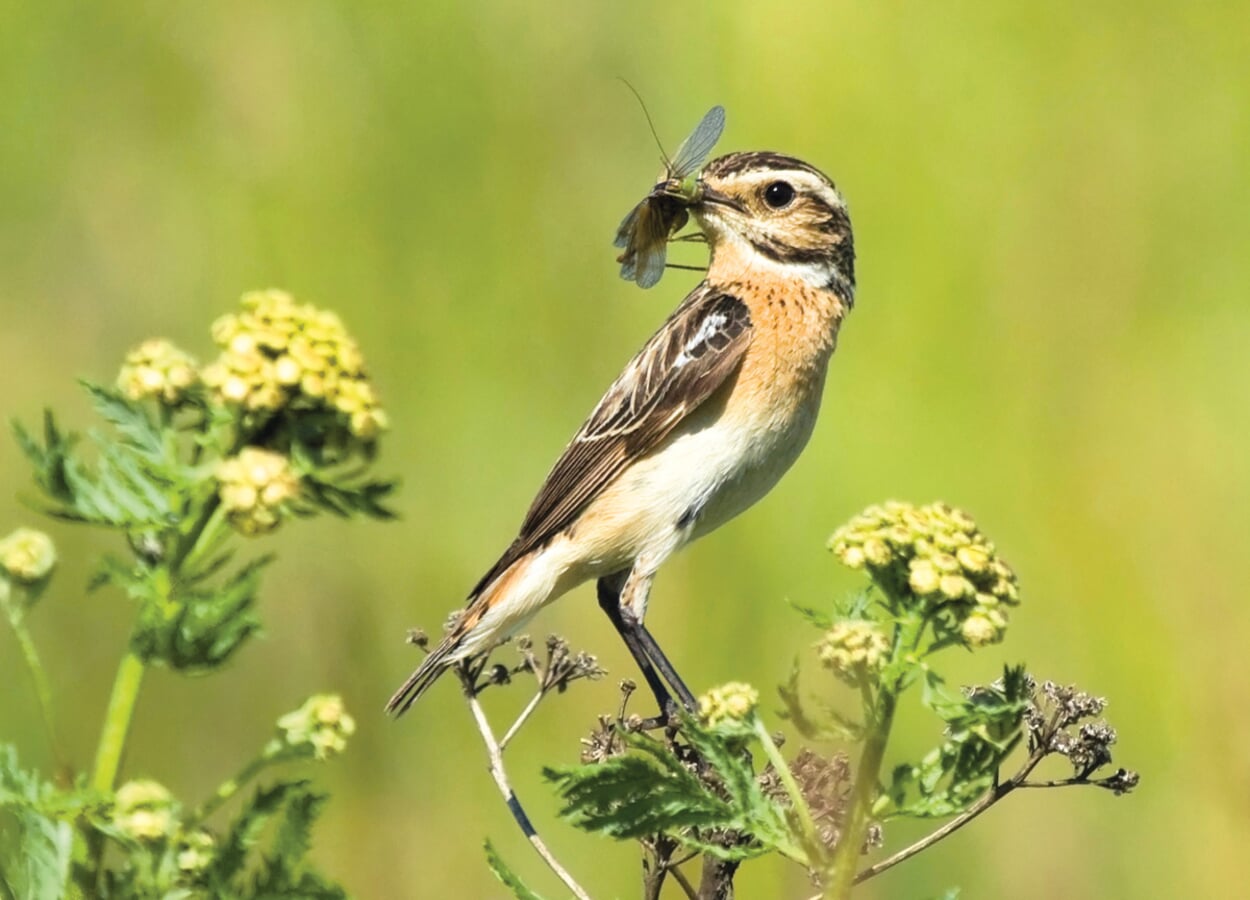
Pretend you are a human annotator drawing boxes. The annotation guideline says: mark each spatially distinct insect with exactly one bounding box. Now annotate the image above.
[614,104,726,289]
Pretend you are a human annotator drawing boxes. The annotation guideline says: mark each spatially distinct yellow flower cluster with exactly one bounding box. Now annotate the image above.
[114,779,177,843]
[829,501,1020,646]
[816,620,889,685]
[175,829,216,875]
[117,339,199,405]
[0,528,56,584]
[698,681,759,727]
[202,290,387,441]
[276,694,357,761]
[215,448,301,536]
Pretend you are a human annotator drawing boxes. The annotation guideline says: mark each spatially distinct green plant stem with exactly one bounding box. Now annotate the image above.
[189,754,271,825]
[90,650,147,792]
[3,601,66,770]
[825,688,898,898]
[753,717,822,865]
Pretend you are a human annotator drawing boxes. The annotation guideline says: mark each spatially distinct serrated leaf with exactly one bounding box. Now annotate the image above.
[299,473,398,521]
[0,746,73,900]
[786,598,832,629]
[484,839,548,900]
[545,718,798,862]
[211,781,304,882]
[884,665,1029,820]
[777,661,864,742]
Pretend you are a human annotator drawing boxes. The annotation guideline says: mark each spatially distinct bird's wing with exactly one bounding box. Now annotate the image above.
[469,284,753,597]
[385,284,752,716]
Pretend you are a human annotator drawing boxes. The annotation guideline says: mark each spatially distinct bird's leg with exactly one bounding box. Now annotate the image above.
[630,621,697,713]
[597,569,699,721]
[596,574,675,722]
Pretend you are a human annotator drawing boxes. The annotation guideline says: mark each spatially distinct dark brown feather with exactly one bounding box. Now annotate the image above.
[468,284,753,599]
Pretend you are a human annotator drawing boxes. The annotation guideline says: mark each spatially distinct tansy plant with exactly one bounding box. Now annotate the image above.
[0,290,392,899]
[460,502,1138,900]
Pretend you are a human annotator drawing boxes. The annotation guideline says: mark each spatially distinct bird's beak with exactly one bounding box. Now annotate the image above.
[690,182,744,212]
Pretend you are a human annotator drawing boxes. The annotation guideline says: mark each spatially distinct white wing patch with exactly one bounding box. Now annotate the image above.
[674,312,727,368]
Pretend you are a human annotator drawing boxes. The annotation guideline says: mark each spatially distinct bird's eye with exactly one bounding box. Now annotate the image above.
[763,181,795,209]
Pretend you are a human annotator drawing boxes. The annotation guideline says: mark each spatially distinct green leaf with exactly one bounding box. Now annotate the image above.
[884,666,1029,819]
[11,384,216,537]
[205,780,347,899]
[0,746,73,900]
[777,661,864,742]
[544,717,798,862]
[82,381,164,461]
[484,839,548,900]
[297,471,399,520]
[210,781,302,883]
[786,597,832,629]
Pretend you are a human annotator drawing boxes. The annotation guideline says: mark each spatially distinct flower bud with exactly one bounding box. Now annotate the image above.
[0,528,56,584]
[216,448,300,536]
[114,779,177,843]
[117,339,199,405]
[698,682,759,727]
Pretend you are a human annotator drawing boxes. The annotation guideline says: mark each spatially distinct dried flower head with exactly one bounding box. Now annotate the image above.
[816,620,889,686]
[202,289,387,441]
[1023,676,1140,793]
[114,779,177,843]
[698,682,759,727]
[215,447,301,535]
[117,339,199,405]
[0,528,57,584]
[581,714,626,764]
[275,693,356,760]
[788,749,853,849]
[829,501,1020,646]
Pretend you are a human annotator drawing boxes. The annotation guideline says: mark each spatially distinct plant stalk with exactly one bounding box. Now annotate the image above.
[90,650,147,792]
[3,601,66,770]
[825,688,897,898]
[188,753,270,825]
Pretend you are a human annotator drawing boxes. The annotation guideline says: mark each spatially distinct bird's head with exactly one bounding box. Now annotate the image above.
[688,152,855,303]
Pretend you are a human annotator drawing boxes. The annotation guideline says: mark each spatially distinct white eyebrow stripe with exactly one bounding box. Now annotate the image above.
[674,312,728,367]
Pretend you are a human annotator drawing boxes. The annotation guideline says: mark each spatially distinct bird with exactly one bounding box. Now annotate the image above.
[387,150,855,717]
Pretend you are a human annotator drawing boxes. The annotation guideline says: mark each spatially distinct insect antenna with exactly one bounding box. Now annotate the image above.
[617,78,673,172]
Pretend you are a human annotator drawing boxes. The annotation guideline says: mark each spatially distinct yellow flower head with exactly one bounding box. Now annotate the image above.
[118,339,199,405]
[202,290,387,442]
[816,620,889,686]
[698,682,759,727]
[114,779,177,843]
[276,693,357,761]
[215,448,301,536]
[829,501,1020,646]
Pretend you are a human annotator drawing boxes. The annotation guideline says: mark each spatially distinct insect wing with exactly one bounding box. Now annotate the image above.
[614,199,645,250]
[616,198,671,288]
[667,105,726,179]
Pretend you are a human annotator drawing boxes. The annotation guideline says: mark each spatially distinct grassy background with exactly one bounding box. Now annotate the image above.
[2,1,1247,896]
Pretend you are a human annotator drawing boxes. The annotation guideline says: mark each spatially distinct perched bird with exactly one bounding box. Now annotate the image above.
[387,151,856,716]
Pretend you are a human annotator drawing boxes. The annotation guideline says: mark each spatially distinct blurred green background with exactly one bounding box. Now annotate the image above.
[2,1,1247,897]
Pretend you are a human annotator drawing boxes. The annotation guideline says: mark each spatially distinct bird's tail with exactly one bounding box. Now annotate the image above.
[386,551,537,716]
[384,634,461,716]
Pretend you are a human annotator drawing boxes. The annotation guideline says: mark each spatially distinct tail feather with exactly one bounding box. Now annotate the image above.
[384,637,460,716]
[386,551,538,716]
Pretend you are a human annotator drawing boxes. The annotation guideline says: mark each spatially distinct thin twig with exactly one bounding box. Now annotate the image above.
[669,861,699,899]
[499,689,545,751]
[462,682,593,900]
[853,748,1047,884]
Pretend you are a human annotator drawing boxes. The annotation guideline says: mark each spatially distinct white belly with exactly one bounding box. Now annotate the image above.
[570,385,823,575]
